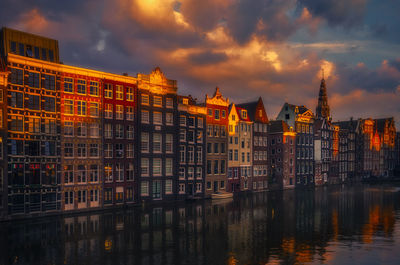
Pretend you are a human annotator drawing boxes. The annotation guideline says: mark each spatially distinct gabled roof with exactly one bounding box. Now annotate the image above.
[237,97,269,123]
[268,120,290,133]
[286,103,311,115]
[235,106,252,122]
[333,119,358,131]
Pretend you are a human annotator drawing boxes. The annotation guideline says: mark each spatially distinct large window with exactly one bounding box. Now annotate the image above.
[28,72,40,88]
[28,117,41,134]
[116,85,123,100]
[153,133,162,153]
[64,121,74,136]
[141,181,149,196]
[126,106,134,120]
[64,77,73,93]
[153,96,162,107]
[180,146,186,163]
[77,143,87,158]
[127,125,134,139]
[10,92,24,108]
[166,134,173,153]
[142,94,149,105]
[64,165,74,184]
[116,163,124,181]
[105,104,112,119]
[166,158,173,176]
[153,112,162,124]
[89,165,98,182]
[26,94,40,110]
[115,143,124,158]
[141,159,149,176]
[43,74,55,90]
[104,123,112,139]
[116,105,123,120]
[10,68,24,85]
[127,144,134,158]
[127,163,134,181]
[89,102,99,117]
[166,98,173,108]
[90,81,99,96]
[197,147,203,164]
[141,133,149,152]
[89,123,99,138]
[166,113,173,125]
[126,87,134,101]
[64,99,74,114]
[43,96,56,112]
[9,115,24,132]
[105,163,113,182]
[152,180,162,199]
[188,146,194,163]
[153,158,162,176]
[104,144,112,158]
[89,144,99,157]
[180,115,186,126]
[165,179,173,194]
[77,122,87,137]
[104,83,113,98]
[141,110,149,123]
[77,101,87,116]
[77,79,86,94]
[64,143,73,157]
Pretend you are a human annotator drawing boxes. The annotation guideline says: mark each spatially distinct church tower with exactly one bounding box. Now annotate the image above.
[316,77,331,120]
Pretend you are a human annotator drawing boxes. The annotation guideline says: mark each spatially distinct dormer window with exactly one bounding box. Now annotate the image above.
[183,98,189,105]
[232,115,235,121]
[242,110,247,119]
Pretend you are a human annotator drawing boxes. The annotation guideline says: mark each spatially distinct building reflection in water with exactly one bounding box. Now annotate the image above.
[0,185,399,265]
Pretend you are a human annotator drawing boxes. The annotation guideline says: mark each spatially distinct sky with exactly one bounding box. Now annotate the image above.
[1,0,399,123]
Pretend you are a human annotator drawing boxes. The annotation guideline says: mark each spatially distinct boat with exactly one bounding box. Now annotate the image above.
[211,192,233,200]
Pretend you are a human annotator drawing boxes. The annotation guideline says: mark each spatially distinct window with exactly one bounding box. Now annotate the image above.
[214,160,219,174]
[89,165,99,182]
[141,133,149,152]
[27,117,41,134]
[89,124,99,138]
[179,167,185,179]
[89,144,99,157]
[188,117,195,127]
[180,115,186,126]
[116,163,124,181]
[197,147,203,164]
[153,158,162,176]
[116,105,123,120]
[154,112,162,124]
[127,125,134,139]
[127,144,134,158]
[77,122,87,137]
[126,87,134,101]
[215,110,220,120]
[77,80,86,94]
[90,81,99,96]
[197,131,203,143]
[142,94,149,105]
[104,143,112,158]
[115,143,124,158]
[127,163,134,181]
[141,159,149,176]
[153,133,162,153]
[166,98,173,108]
[9,115,24,132]
[180,146,186,163]
[10,91,24,108]
[43,74,55,90]
[179,184,185,194]
[188,130,194,143]
[188,146,194,163]
[141,110,149,123]
[214,143,219,154]
[188,167,194,179]
[221,160,226,174]
[141,181,149,196]
[207,160,211,174]
[180,129,186,142]
[28,72,40,88]
[104,123,112,139]
[105,163,113,182]
[49,50,54,62]
[64,121,74,136]
[105,83,113,98]
[89,102,99,117]
[166,134,173,153]
[77,143,87,158]
[41,48,47,60]
[154,96,162,107]
[64,165,74,184]
[43,96,56,112]
[208,108,212,116]
[77,101,87,116]
[10,68,24,85]
[165,179,173,194]
[64,99,74,115]
[166,158,173,176]
[242,110,247,119]
[65,191,74,205]
[126,106,134,121]
[207,143,212,154]
[222,110,226,118]
[166,113,173,125]
[116,85,123,100]
[115,124,124,139]
[64,143,73,157]
[198,118,203,128]
[196,167,202,179]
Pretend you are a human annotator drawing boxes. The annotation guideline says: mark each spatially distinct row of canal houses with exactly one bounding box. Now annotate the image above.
[0,28,398,220]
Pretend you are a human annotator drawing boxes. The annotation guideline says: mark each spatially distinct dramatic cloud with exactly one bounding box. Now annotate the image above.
[0,0,399,124]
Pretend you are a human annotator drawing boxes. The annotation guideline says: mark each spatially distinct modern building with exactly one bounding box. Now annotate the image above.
[205,87,229,196]
[136,67,178,202]
[0,56,7,218]
[276,103,315,188]
[268,120,296,190]
[177,95,207,199]
[1,28,61,216]
[236,97,269,192]
[227,103,253,192]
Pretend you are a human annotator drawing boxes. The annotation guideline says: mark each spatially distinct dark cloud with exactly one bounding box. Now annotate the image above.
[188,51,228,65]
[298,0,367,28]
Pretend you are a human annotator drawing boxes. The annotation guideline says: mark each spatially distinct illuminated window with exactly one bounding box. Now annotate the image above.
[242,110,247,119]
[166,158,173,176]
[183,98,189,105]
[77,79,86,94]
[142,94,149,105]
[153,112,162,124]
[154,96,162,107]
[9,115,24,132]
[77,101,87,116]
[141,110,149,123]
[116,105,123,120]
[64,78,74,93]
[198,117,203,128]
[116,85,123,100]
[89,102,99,117]
[166,134,173,153]
[64,121,73,136]
[126,87,134,101]
[64,99,74,115]
[141,159,149,176]
[105,163,113,182]
[197,131,203,143]
[166,98,173,108]
[141,133,149,152]
[166,113,173,125]
[104,83,113,98]
[27,117,40,133]
[153,133,162,153]
[126,106,134,121]
[44,119,57,134]
[89,81,99,96]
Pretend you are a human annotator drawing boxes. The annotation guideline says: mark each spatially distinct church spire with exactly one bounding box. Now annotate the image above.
[316,77,331,120]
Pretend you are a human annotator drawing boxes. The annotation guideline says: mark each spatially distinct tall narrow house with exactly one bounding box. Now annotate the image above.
[205,87,229,196]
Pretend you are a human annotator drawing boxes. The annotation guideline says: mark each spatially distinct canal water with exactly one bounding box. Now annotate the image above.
[1,184,400,265]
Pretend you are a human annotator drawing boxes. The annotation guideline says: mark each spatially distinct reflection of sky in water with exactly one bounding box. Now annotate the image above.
[2,185,400,265]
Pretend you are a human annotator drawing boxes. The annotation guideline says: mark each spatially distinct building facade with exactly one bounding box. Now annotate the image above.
[0,58,8,218]
[177,96,206,199]
[205,87,229,196]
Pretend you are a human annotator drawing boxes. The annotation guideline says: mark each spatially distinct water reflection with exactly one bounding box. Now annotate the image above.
[1,184,400,265]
